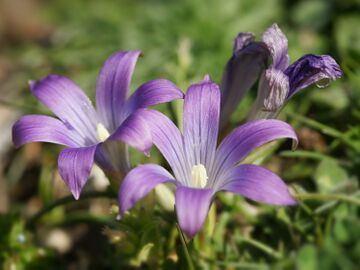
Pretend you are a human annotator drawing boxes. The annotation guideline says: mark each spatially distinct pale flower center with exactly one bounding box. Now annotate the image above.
[96,123,110,142]
[190,164,208,188]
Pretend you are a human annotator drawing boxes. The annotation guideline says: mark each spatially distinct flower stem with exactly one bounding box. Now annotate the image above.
[295,193,360,206]
[176,223,195,270]
[26,190,116,229]
[286,111,359,152]
[236,234,283,259]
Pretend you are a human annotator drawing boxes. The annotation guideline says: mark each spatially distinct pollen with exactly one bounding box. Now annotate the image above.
[96,123,110,142]
[191,164,208,188]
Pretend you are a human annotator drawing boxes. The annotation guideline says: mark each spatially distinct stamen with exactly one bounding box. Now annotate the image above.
[96,123,110,142]
[191,164,208,188]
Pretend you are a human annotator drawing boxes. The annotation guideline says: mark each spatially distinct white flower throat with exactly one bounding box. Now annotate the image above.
[96,123,110,142]
[190,164,208,188]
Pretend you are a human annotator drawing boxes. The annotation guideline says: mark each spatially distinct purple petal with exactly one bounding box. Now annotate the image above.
[284,54,343,98]
[220,41,268,129]
[233,32,256,53]
[183,76,220,169]
[262,23,289,70]
[12,115,82,148]
[95,140,130,174]
[58,144,98,199]
[123,79,184,118]
[212,120,297,184]
[221,164,296,205]
[175,186,213,238]
[29,75,98,144]
[108,109,152,156]
[139,109,188,183]
[118,164,175,215]
[96,51,142,130]
[249,68,289,119]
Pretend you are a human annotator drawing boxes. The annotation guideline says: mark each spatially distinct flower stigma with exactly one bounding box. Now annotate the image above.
[96,123,110,142]
[191,164,208,188]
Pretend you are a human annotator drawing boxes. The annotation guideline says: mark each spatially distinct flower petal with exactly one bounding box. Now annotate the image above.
[175,186,213,238]
[118,164,175,216]
[220,41,268,129]
[284,54,343,98]
[139,109,188,183]
[183,76,220,170]
[95,141,130,174]
[233,32,256,52]
[58,144,98,200]
[123,79,184,117]
[30,75,98,144]
[262,23,289,70]
[12,115,82,148]
[221,164,296,205]
[108,109,152,156]
[96,51,141,130]
[212,120,297,185]
[248,68,289,119]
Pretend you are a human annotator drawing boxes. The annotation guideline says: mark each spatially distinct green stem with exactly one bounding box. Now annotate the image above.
[280,150,333,161]
[176,223,195,270]
[52,212,120,228]
[286,111,343,137]
[237,236,283,259]
[200,254,269,269]
[26,190,116,229]
[295,193,360,206]
[314,190,360,213]
[286,111,358,151]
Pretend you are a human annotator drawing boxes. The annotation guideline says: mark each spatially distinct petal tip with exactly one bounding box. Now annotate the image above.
[233,32,255,53]
[72,191,80,200]
[288,199,298,206]
[144,149,151,157]
[180,226,197,239]
[291,139,299,151]
[28,80,36,89]
[203,74,211,82]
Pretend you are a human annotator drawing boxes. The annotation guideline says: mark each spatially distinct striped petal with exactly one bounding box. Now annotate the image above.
[220,39,268,129]
[183,76,220,170]
[58,144,98,199]
[30,75,98,144]
[284,54,342,98]
[249,68,289,119]
[12,115,82,148]
[108,109,153,156]
[139,109,188,183]
[118,164,175,216]
[123,79,184,118]
[212,120,297,187]
[96,51,141,130]
[262,23,289,70]
[221,164,296,205]
[175,186,213,238]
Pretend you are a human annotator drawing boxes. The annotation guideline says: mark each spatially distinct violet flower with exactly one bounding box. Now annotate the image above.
[118,75,298,238]
[220,24,342,126]
[12,51,183,199]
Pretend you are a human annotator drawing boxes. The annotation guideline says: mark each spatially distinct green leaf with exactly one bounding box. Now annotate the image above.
[296,245,318,270]
[314,158,348,193]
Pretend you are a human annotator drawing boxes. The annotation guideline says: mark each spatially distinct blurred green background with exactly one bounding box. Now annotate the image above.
[0,0,359,269]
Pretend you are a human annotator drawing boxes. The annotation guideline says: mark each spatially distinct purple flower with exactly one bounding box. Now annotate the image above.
[118,76,298,238]
[220,24,342,126]
[12,51,184,199]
